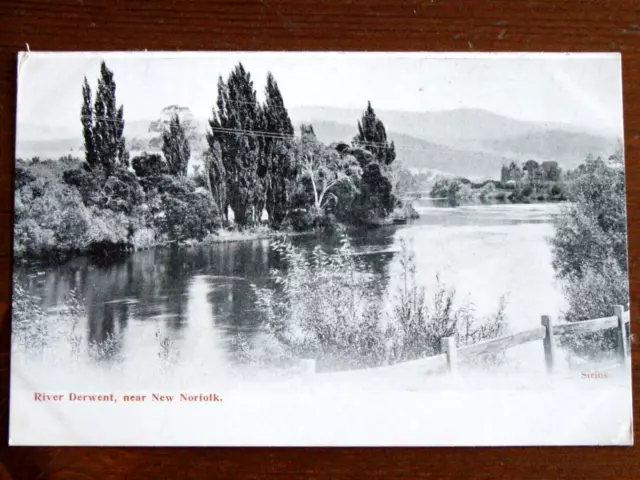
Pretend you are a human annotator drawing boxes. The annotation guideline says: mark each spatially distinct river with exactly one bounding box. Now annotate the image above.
[12,200,569,385]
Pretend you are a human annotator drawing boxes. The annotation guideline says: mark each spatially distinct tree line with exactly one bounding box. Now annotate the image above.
[431,158,568,204]
[14,61,401,262]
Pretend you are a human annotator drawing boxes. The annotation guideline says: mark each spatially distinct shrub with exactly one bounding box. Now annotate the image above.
[154,175,222,242]
[388,239,507,365]
[11,278,48,353]
[243,235,507,372]
[478,182,496,201]
[550,153,629,361]
[557,256,628,361]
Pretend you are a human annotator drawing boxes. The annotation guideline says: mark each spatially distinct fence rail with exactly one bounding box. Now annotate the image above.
[302,304,631,376]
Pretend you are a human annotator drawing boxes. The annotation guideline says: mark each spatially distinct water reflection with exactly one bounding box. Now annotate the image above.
[14,201,561,369]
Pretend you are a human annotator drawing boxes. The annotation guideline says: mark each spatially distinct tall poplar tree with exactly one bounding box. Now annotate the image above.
[81,61,128,178]
[352,101,396,166]
[162,114,191,176]
[81,78,97,170]
[262,72,295,228]
[207,63,264,226]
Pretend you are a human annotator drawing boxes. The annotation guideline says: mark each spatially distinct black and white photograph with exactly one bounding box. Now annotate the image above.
[10,52,632,446]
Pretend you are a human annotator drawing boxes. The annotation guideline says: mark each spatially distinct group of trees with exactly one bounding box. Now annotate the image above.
[550,148,628,360]
[15,61,219,261]
[205,64,397,231]
[14,61,401,262]
[501,159,562,185]
[431,158,567,205]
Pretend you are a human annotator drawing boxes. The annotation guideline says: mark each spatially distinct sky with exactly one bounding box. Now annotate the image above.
[16,52,623,137]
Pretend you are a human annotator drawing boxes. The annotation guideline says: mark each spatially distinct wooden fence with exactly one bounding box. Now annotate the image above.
[302,304,631,376]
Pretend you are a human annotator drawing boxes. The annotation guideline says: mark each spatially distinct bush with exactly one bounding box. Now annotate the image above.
[242,235,507,372]
[478,182,496,201]
[12,276,124,363]
[154,175,222,242]
[550,184,563,196]
[550,153,629,361]
[15,160,137,261]
[558,256,628,361]
[388,240,507,365]
[520,185,533,197]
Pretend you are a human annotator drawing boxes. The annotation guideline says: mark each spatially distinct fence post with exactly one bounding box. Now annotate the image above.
[614,305,629,370]
[441,336,458,374]
[541,315,556,373]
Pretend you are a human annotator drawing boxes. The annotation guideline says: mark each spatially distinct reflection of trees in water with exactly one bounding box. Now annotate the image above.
[86,301,128,362]
[14,230,398,361]
[287,228,396,301]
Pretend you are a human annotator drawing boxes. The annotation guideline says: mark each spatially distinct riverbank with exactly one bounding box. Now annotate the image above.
[133,225,281,252]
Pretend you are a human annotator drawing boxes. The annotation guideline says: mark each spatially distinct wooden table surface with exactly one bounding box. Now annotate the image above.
[2,1,640,478]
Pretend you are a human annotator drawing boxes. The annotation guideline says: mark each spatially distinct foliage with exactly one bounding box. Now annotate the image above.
[430,177,467,202]
[294,125,362,220]
[393,166,434,197]
[12,278,48,353]
[203,144,228,223]
[352,101,396,166]
[262,72,297,229]
[154,176,222,242]
[14,163,130,260]
[388,239,507,364]
[557,256,628,360]
[162,114,191,176]
[207,63,265,226]
[551,154,627,278]
[81,61,128,178]
[12,276,126,363]
[131,152,169,185]
[131,152,169,192]
[550,149,629,361]
[244,235,506,371]
[15,160,135,261]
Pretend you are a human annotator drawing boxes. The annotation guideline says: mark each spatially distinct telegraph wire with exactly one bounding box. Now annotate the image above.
[79,115,429,153]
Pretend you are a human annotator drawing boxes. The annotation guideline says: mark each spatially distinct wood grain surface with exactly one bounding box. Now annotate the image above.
[2,1,640,478]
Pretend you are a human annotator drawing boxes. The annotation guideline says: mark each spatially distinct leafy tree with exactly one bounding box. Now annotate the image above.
[81,61,128,179]
[507,161,523,182]
[207,63,265,227]
[154,176,221,242]
[551,155,627,279]
[262,72,296,228]
[203,143,228,223]
[131,153,169,183]
[14,162,132,261]
[352,101,396,166]
[523,159,543,186]
[354,162,394,221]
[81,78,97,170]
[162,114,191,176]
[99,170,144,215]
[550,151,628,360]
[541,161,561,181]
[295,124,361,214]
[63,167,102,205]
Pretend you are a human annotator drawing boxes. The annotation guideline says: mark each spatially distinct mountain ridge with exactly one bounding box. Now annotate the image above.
[16,106,620,178]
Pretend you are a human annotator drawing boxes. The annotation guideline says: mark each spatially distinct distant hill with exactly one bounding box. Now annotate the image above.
[290,106,618,143]
[291,106,549,144]
[478,129,617,170]
[307,120,516,180]
[289,106,619,173]
[16,106,620,179]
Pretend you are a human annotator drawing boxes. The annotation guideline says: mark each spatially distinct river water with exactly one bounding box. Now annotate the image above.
[13,200,569,383]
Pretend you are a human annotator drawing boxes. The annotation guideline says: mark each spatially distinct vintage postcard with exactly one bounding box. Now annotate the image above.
[10,52,632,446]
